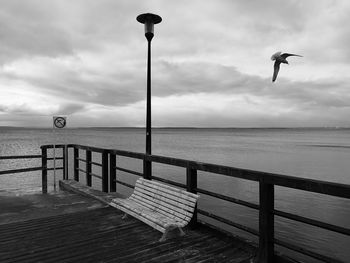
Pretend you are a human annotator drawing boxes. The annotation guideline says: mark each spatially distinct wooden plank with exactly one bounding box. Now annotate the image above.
[0,155,41,160]
[135,185,196,213]
[130,194,190,223]
[187,167,198,229]
[255,182,274,263]
[134,186,195,217]
[41,147,47,194]
[86,150,92,187]
[141,178,199,200]
[73,147,79,181]
[91,161,102,167]
[197,187,259,210]
[131,194,190,222]
[109,153,116,192]
[115,165,143,177]
[152,176,187,189]
[0,167,43,176]
[116,180,134,189]
[140,179,199,204]
[0,206,254,262]
[63,145,68,180]
[138,183,197,207]
[101,151,108,192]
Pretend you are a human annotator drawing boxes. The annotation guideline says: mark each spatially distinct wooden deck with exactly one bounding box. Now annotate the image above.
[0,206,254,263]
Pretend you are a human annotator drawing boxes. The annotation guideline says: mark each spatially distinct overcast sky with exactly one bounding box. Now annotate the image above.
[1,0,350,128]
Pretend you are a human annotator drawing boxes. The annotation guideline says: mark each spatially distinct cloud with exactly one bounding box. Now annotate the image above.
[0,0,350,127]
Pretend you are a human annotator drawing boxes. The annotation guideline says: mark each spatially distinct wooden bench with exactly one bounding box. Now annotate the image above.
[109,178,199,241]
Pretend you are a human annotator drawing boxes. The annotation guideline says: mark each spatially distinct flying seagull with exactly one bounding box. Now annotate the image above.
[271,52,302,82]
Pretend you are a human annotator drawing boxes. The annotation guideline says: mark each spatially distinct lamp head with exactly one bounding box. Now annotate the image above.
[137,13,162,41]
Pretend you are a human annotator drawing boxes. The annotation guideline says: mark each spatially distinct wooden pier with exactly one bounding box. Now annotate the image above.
[0,190,254,263]
[1,144,350,263]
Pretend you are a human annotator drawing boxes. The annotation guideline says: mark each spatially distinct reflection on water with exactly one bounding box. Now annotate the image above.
[1,127,349,262]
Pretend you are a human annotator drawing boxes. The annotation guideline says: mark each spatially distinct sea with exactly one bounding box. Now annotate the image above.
[0,127,349,262]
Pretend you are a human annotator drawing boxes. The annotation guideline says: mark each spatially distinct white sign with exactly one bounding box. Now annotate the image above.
[53,116,67,129]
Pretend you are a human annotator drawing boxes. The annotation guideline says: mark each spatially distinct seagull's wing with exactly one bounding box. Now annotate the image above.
[272,61,280,82]
[271,51,282,61]
[281,53,302,59]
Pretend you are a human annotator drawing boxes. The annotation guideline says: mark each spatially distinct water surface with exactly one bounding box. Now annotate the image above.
[0,127,349,262]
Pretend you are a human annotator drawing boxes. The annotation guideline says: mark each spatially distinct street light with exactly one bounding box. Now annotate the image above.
[137,13,162,179]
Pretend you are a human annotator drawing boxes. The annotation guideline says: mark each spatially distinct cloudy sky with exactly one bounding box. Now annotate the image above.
[1,0,350,128]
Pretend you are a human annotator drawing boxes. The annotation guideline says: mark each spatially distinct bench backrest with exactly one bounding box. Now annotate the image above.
[130,178,199,224]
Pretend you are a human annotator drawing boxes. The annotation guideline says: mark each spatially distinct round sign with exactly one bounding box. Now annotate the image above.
[54,117,66,129]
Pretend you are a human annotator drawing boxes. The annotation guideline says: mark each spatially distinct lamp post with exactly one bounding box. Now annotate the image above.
[137,13,162,179]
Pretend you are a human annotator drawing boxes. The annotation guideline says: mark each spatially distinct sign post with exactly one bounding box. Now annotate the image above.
[52,116,67,191]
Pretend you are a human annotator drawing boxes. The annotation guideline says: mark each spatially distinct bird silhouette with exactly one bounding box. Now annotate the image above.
[271,52,302,82]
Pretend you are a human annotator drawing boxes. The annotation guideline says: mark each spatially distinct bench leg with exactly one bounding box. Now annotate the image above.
[122,213,128,220]
[178,227,185,236]
[159,229,170,242]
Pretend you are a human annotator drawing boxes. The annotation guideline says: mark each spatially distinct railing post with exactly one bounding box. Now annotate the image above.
[41,147,47,194]
[63,145,68,180]
[186,167,198,229]
[143,156,152,180]
[101,151,109,192]
[110,153,116,192]
[255,180,275,263]
[74,147,79,181]
[86,150,92,187]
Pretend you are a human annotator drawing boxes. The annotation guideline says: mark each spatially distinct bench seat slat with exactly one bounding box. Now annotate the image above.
[134,186,195,215]
[140,180,198,203]
[141,178,199,199]
[130,196,188,224]
[130,193,190,222]
[139,180,197,204]
[136,183,197,209]
[131,191,191,218]
[130,194,190,223]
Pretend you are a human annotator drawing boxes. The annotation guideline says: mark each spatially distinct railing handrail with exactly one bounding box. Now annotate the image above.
[0,154,42,160]
[41,144,350,199]
[0,154,43,176]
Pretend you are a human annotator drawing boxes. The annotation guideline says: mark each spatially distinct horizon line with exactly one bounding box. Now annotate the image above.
[0,126,349,129]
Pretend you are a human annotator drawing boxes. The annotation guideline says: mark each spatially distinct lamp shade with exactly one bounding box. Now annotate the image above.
[137,13,162,39]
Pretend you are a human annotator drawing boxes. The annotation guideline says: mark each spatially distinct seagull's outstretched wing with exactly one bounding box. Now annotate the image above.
[272,61,280,82]
[271,51,282,61]
[281,53,302,59]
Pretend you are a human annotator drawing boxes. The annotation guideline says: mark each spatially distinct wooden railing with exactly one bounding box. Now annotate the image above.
[0,155,43,176]
[0,150,66,193]
[37,144,350,263]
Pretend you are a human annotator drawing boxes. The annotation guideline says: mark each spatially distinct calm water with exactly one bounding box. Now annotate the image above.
[0,127,349,262]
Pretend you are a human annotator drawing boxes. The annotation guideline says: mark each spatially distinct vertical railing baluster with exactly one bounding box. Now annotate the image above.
[86,150,92,187]
[255,180,275,263]
[41,147,47,194]
[143,156,152,180]
[110,153,116,192]
[186,166,198,229]
[101,150,108,192]
[62,145,68,180]
[74,147,79,181]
